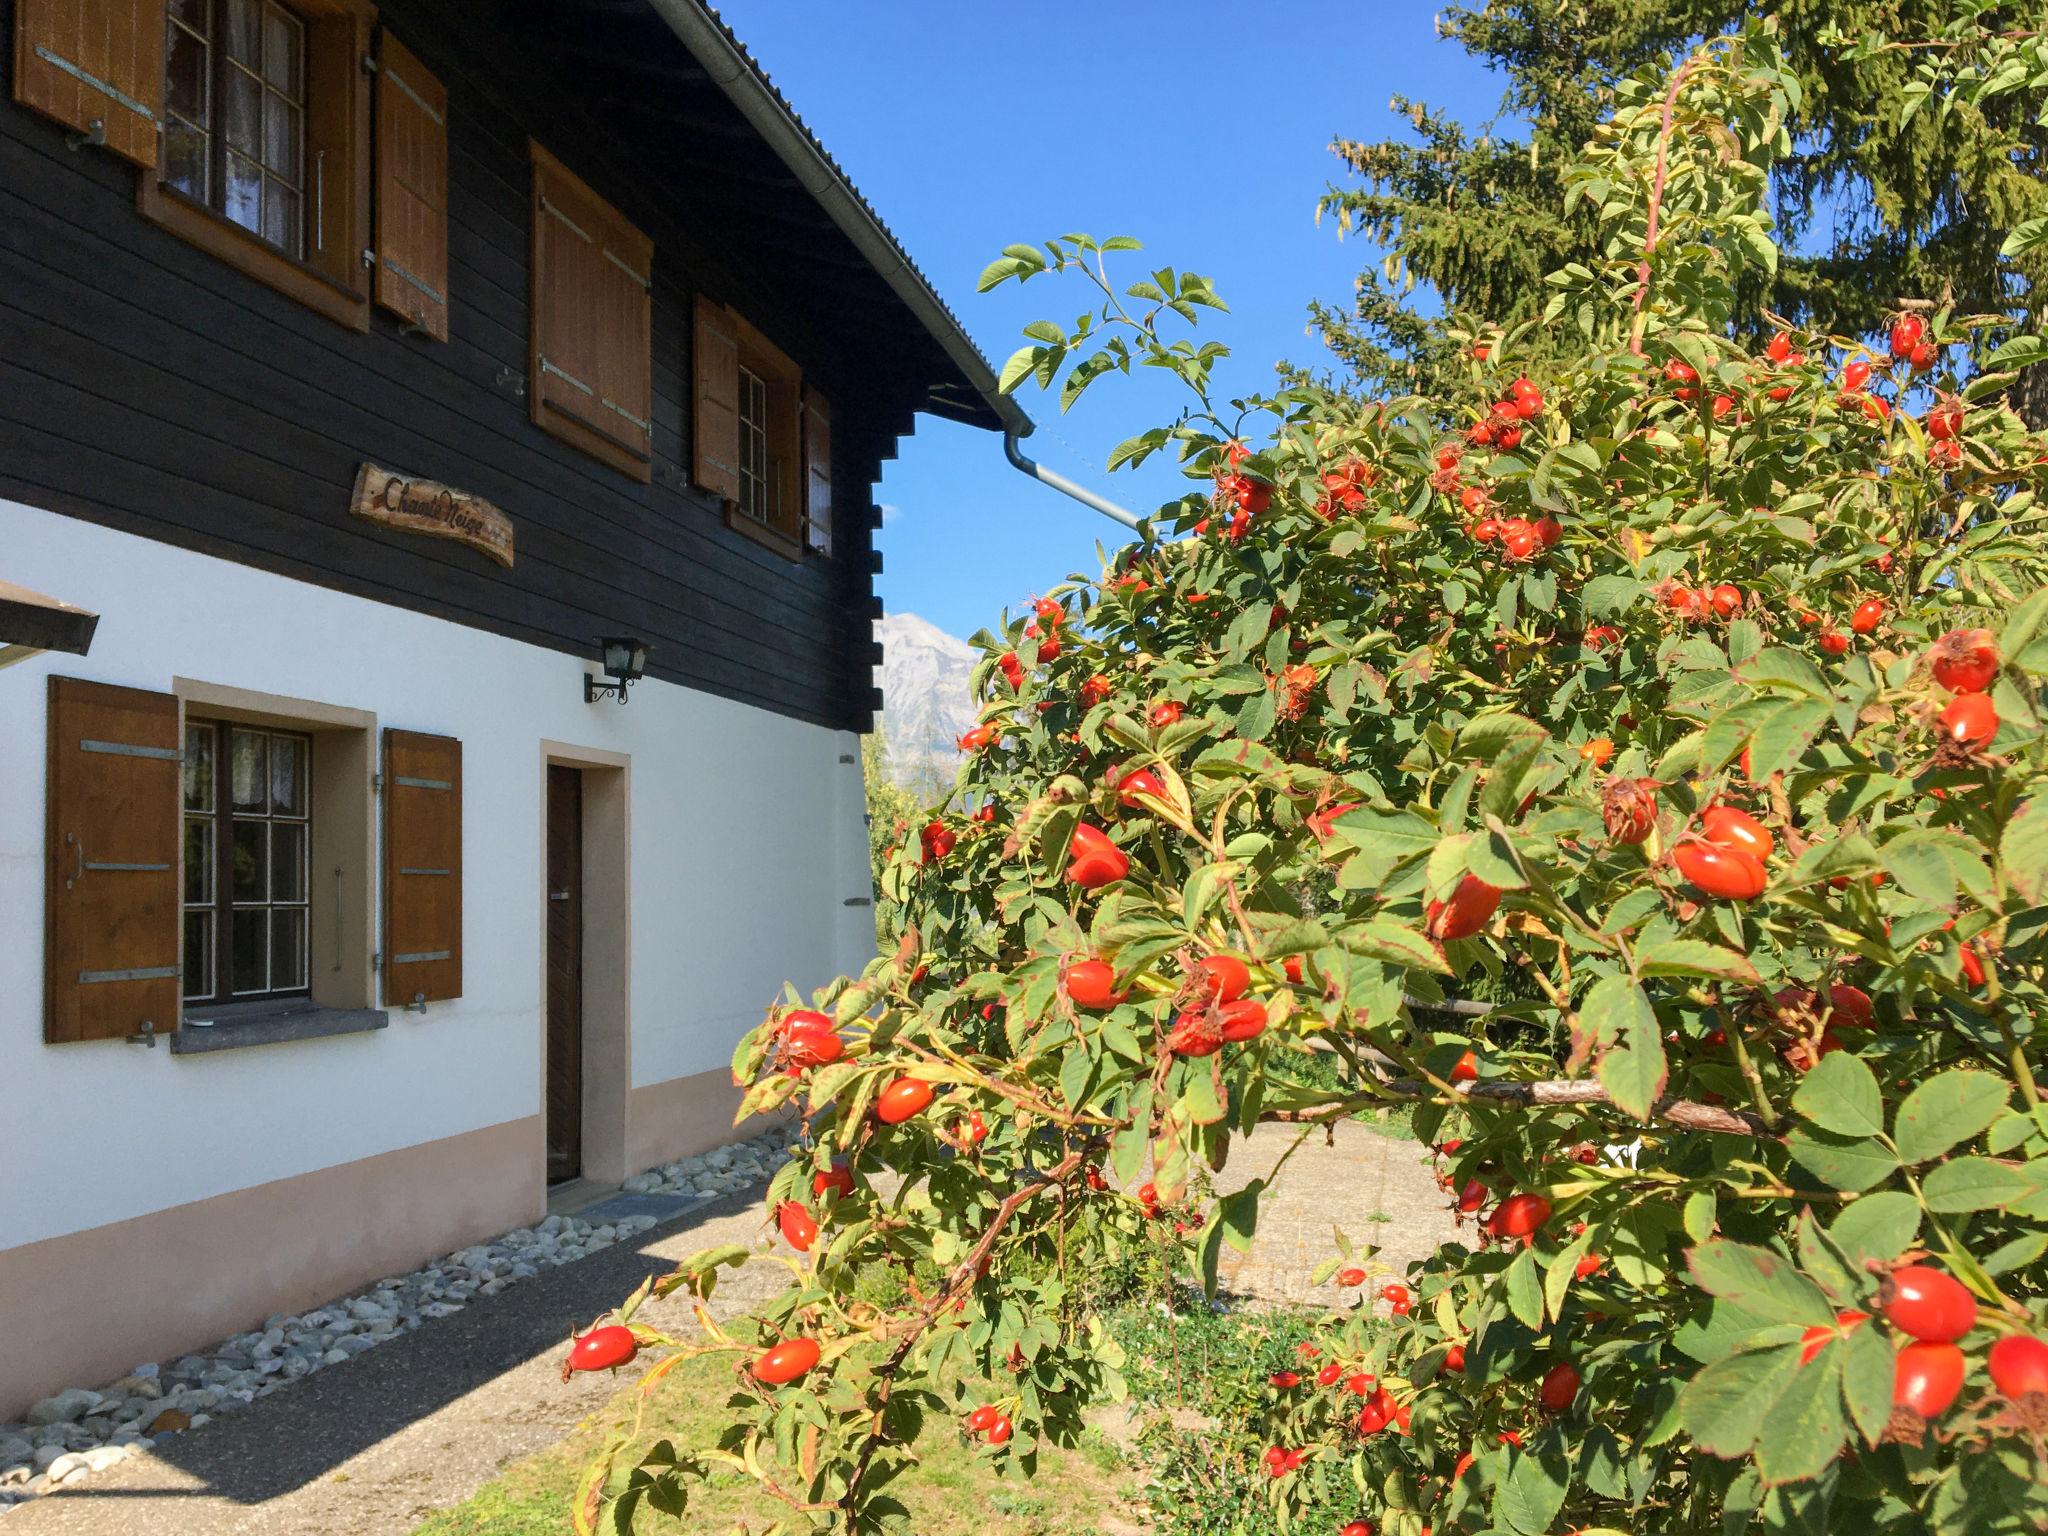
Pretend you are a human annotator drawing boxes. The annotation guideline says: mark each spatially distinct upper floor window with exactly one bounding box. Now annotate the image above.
[694,298,833,557]
[162,0,309,261]
[737,364,779,528]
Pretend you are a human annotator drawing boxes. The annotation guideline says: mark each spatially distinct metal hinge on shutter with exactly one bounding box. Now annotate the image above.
[602,247,651,292]
[602,397,652,434]
[539,195,592,244]
[33,45,158,125]
[383,67,445,127]
[539,356,595,397]
[383,258,445,306]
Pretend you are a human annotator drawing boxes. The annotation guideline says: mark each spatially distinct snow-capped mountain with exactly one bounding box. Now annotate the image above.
[873,612,979,792]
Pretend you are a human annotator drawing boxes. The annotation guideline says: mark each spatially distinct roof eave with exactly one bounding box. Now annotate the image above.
[644,0,1033,440]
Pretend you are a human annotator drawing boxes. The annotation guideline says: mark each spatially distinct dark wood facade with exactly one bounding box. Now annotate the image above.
[0,0,982,731]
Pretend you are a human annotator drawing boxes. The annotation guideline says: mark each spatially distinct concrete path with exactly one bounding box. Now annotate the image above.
[1213,1119,1467,1305]
[3,1122,1456,1536]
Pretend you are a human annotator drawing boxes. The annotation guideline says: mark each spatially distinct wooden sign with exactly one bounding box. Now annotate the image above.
[349,464,515,568]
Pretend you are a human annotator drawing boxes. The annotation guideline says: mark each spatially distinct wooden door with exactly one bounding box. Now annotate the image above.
[545,765,583,1184]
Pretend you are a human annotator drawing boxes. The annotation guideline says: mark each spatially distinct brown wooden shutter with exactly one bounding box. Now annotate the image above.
[13,0,164,170]
[373,31,448,341]
[802,383,832,555]
[692,294,740,504]
[45,677,181,1044]
[383,729,461,1005]
[530,143,651,480]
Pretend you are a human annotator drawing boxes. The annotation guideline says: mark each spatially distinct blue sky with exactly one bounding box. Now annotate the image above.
[715,1,1508,642]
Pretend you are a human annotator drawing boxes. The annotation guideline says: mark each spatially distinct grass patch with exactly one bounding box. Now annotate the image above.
[409,1349,1136,1536]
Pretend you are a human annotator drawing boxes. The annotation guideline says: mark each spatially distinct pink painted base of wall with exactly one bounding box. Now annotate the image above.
[0,1116,543,1420]
[626,1065,756,1172]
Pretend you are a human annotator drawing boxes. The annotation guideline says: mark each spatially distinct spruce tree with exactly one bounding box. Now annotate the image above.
[1312,4,2048,422]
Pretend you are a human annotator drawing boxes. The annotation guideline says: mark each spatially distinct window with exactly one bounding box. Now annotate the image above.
[692,298,832,559]
[138,0,375,331]
[182,719,311,1003]
[737,365,776,527]
[162,0,308,261]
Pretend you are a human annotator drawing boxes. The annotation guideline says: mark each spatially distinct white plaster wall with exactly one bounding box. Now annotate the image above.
[0,498,876,1249]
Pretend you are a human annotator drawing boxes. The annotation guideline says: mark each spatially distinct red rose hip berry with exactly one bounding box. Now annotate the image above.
[1880,1266,1977,1342]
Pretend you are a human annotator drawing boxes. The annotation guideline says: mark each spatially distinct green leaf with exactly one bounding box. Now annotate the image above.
[1738,648,1833,698]
[1494,1429,1569,1536]
[1331,808,1438,887]
[1790,1051,1885,1139]
[1787,1126,1899,1193]
[1986,333,2048,369]
[2002,797,2048,906]
[1827,1192,1920,1266]
[1680,1345,1801,1458]
[1182,1065,1226,1127]
[1636,937,1760,985]
[1684,1240,1834,1326]
[1504,1243,1545,1329]
[1754,1347,1845,1485]
[1840,1322,1896,1448]
[1343,918,1451,974]
[1583,975,1665,1119]
[1919,1155,2030,1212]
[1892,1071,2010,1164]
[1747,697,1831,779]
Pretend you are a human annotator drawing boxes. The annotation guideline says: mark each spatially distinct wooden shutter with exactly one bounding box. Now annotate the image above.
[530,143,651,480]
[383,729,461,1005]
[13,0,164,169]
[45,677,181,1043]
[692,294,740,503]
[802,383,832,555]
[373,31,449,341]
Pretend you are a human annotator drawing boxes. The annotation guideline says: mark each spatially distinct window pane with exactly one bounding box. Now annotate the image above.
[223,67,260,158]
[230,729,266,811]
[230,909,267,993]
[264,183,302,258]
[167,0,208,33]
[183,911,213,1001]
[164,23,209,125]
[231,820,267,903]
[270,735,305,816]
[184,816,214,904]
[183,723,214,810]
[163,121,209,202]
[271,908,307,991]
[270,821,305,902]
[222,0,259,66]
[262,4,302,93]
[262,93,299,179]
[224,150,263,237]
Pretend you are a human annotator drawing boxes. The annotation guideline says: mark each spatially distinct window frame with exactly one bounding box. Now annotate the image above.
[183,716,314,1007]
[139,0,373,332]
[722,314,804,558]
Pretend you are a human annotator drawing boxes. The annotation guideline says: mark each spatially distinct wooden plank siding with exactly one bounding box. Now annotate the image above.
[0,0,914,731]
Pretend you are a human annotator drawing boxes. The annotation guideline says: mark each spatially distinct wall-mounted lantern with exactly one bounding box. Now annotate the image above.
[584,637,650,705]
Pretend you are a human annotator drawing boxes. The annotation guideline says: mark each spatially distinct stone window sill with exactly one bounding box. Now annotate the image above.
[170,1000,389,1056]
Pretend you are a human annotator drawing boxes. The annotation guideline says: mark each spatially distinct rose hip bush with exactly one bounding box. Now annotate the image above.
[573,28,2048,1536]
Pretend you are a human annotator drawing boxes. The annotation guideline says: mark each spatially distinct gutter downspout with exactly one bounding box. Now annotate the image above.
[1003,428,1145,532]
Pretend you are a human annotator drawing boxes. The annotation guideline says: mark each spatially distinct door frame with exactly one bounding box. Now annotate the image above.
[537,741,630,1188]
